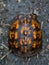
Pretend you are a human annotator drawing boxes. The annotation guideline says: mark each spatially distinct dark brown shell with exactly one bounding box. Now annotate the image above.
[8,14,42,57]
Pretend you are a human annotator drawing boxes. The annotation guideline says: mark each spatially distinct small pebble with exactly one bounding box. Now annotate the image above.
[47,45,49,50]
[47,39,49,42]
[47,19,49,23]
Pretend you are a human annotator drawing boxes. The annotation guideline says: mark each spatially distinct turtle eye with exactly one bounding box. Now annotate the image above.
[8,14,42,57]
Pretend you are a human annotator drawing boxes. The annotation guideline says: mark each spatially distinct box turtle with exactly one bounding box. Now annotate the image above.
[8,14,42,57]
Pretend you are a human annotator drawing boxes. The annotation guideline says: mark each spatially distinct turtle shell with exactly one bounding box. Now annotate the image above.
[8,14,42,57]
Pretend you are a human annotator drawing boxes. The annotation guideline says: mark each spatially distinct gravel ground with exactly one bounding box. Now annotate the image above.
[0,0,49,65]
